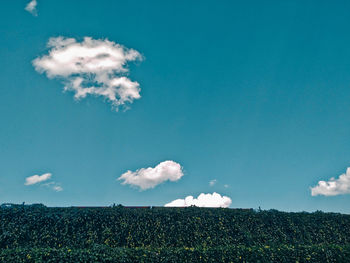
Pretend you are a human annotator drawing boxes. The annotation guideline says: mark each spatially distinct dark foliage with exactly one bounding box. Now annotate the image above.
[1,205,349,262]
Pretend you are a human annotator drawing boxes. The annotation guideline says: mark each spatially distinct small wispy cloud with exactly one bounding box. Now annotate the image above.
[311,167,350,196]
[33,37,143,111]
[224,184,229,188]
[209,179,217,186]
[53,185,63,192]
[25,173,63,192]
[25,0,37,16]
[165,192,232,208]
[25,173,51,185]
[118,160,184,190]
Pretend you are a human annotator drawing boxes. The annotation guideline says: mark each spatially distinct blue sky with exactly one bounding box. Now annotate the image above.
[1,0,350,213]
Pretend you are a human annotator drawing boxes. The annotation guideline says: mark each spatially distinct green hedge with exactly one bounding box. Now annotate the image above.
[1,245,349,263]
[1,206,349,249]
[1,206,349,262]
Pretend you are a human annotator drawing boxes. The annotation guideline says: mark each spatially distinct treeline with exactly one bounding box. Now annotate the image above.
[0,206,349,262]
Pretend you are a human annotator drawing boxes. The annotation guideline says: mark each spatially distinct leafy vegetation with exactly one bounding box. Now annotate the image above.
[0,205,349,262]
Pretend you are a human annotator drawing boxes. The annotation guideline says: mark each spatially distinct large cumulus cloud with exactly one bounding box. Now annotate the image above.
[118,160,184,190]
[311,167,350,196]
[33,37,142,110]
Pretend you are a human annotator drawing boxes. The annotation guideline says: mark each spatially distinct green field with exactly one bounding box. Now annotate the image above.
[1,205,349,262]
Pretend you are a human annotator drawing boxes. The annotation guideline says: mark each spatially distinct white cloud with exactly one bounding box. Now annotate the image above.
[25,0,37,16]
[42,182,64,192]
[209,179,217,186]
[311,168,350,196]
[33,37,142,110]
[165,192,232,208]
[118,160,184,190]
[53,185,63,192]
[25,173,51,185]
[25,173,63,192]
[224,184,229,188]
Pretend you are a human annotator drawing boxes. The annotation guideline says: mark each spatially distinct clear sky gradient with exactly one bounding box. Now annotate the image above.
[1,0,350,213]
